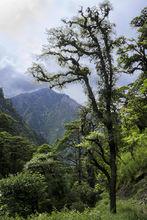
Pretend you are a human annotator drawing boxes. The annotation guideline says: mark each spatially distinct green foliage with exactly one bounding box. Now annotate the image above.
[123,127,146,147]
[69,182,100,210]
[36,144,53,154]
[131,7,147,49]
[0,172,48,217]
[96,198,147,220]
[1,199,147,220]
[0,132,34,178]
[120,80,147,134]
[69,201,87,213]
[118,145,147,186]
[56,119,88,188]
[25,153,70,211]
[0,113,17,133]
[0,89,44,145]
[25,151,100,211]
[117,7,147,74]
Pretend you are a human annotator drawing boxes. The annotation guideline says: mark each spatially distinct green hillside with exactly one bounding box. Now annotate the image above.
[0,88,45,145]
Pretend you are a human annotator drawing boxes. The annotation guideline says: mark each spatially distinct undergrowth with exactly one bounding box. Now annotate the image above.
[1,199,146,220]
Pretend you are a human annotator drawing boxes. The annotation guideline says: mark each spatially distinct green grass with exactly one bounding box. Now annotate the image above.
[97,199,147,220]
[1,199,146,220]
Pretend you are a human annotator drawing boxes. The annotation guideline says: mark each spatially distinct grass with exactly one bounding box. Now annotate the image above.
[0,199,146,220]
[97,199,147,220]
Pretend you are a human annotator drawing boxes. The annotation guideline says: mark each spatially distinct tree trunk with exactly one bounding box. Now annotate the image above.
[108,122,117,213]
[78,147,82,184]
[109,150,117,213]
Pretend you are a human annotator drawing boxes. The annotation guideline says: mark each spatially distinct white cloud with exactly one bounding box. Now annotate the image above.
[0,56,16,69]
[0,0,55,71]
[0,0,53,35]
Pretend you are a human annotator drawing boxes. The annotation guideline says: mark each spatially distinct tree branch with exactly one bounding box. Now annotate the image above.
[88,149,110,182]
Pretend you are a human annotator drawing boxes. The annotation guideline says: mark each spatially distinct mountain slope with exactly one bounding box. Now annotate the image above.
[11,88,80,143]
[0,88,44,145]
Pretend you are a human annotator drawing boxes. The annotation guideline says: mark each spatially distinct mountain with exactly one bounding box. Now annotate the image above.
[0,88,45,145]
[11,88,80,143]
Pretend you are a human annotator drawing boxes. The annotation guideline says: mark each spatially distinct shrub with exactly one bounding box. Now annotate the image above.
[68,182,100,210]
[118,146,147,186]
[0,172,48,217]
[25,154,69,211]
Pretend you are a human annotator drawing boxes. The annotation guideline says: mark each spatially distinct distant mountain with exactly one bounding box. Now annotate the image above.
[11,88,80,143]
[0,88,45,145]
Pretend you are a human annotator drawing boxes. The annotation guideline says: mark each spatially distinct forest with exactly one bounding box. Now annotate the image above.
[0,1,147,220]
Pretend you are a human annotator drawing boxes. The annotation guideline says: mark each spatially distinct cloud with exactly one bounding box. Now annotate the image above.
[0,63,47,98]
[0,0,146,104]
[0,0,53,35]
[0,0,55,72]
[0,61,86,104]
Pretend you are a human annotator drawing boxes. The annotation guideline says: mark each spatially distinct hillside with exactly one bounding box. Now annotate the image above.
[0,88,44,144]
[11,88,80,143]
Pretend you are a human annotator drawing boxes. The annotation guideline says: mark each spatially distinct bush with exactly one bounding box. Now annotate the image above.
[118,146,147,186]
[68,182,100,210]
[25,154,70,211]
[70,201,87,212]
[0,172,48,217]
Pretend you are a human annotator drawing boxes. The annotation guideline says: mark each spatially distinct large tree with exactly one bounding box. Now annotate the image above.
[115,8,147,174]
[30,2,121,213]
[0,131,34,178]
[118,7,147,74]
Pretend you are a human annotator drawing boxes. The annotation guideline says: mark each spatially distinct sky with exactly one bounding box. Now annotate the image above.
[0,0,146,104]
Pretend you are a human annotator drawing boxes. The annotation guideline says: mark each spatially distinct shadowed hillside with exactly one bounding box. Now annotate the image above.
[0,88,45,144]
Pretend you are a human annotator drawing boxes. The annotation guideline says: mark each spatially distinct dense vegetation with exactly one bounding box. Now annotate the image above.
[0,88,44,145]
[0,1,146,219]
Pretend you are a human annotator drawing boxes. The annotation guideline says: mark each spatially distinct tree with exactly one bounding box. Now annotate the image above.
[0,172,48,217]
[56,120,84,185]
[0,132,34,178]
[30,2,123,213]
[118,7,147,74]
[57,119,97,186]
[117,7,147,153]
[25,153,69,211]
[114,9,147,192]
